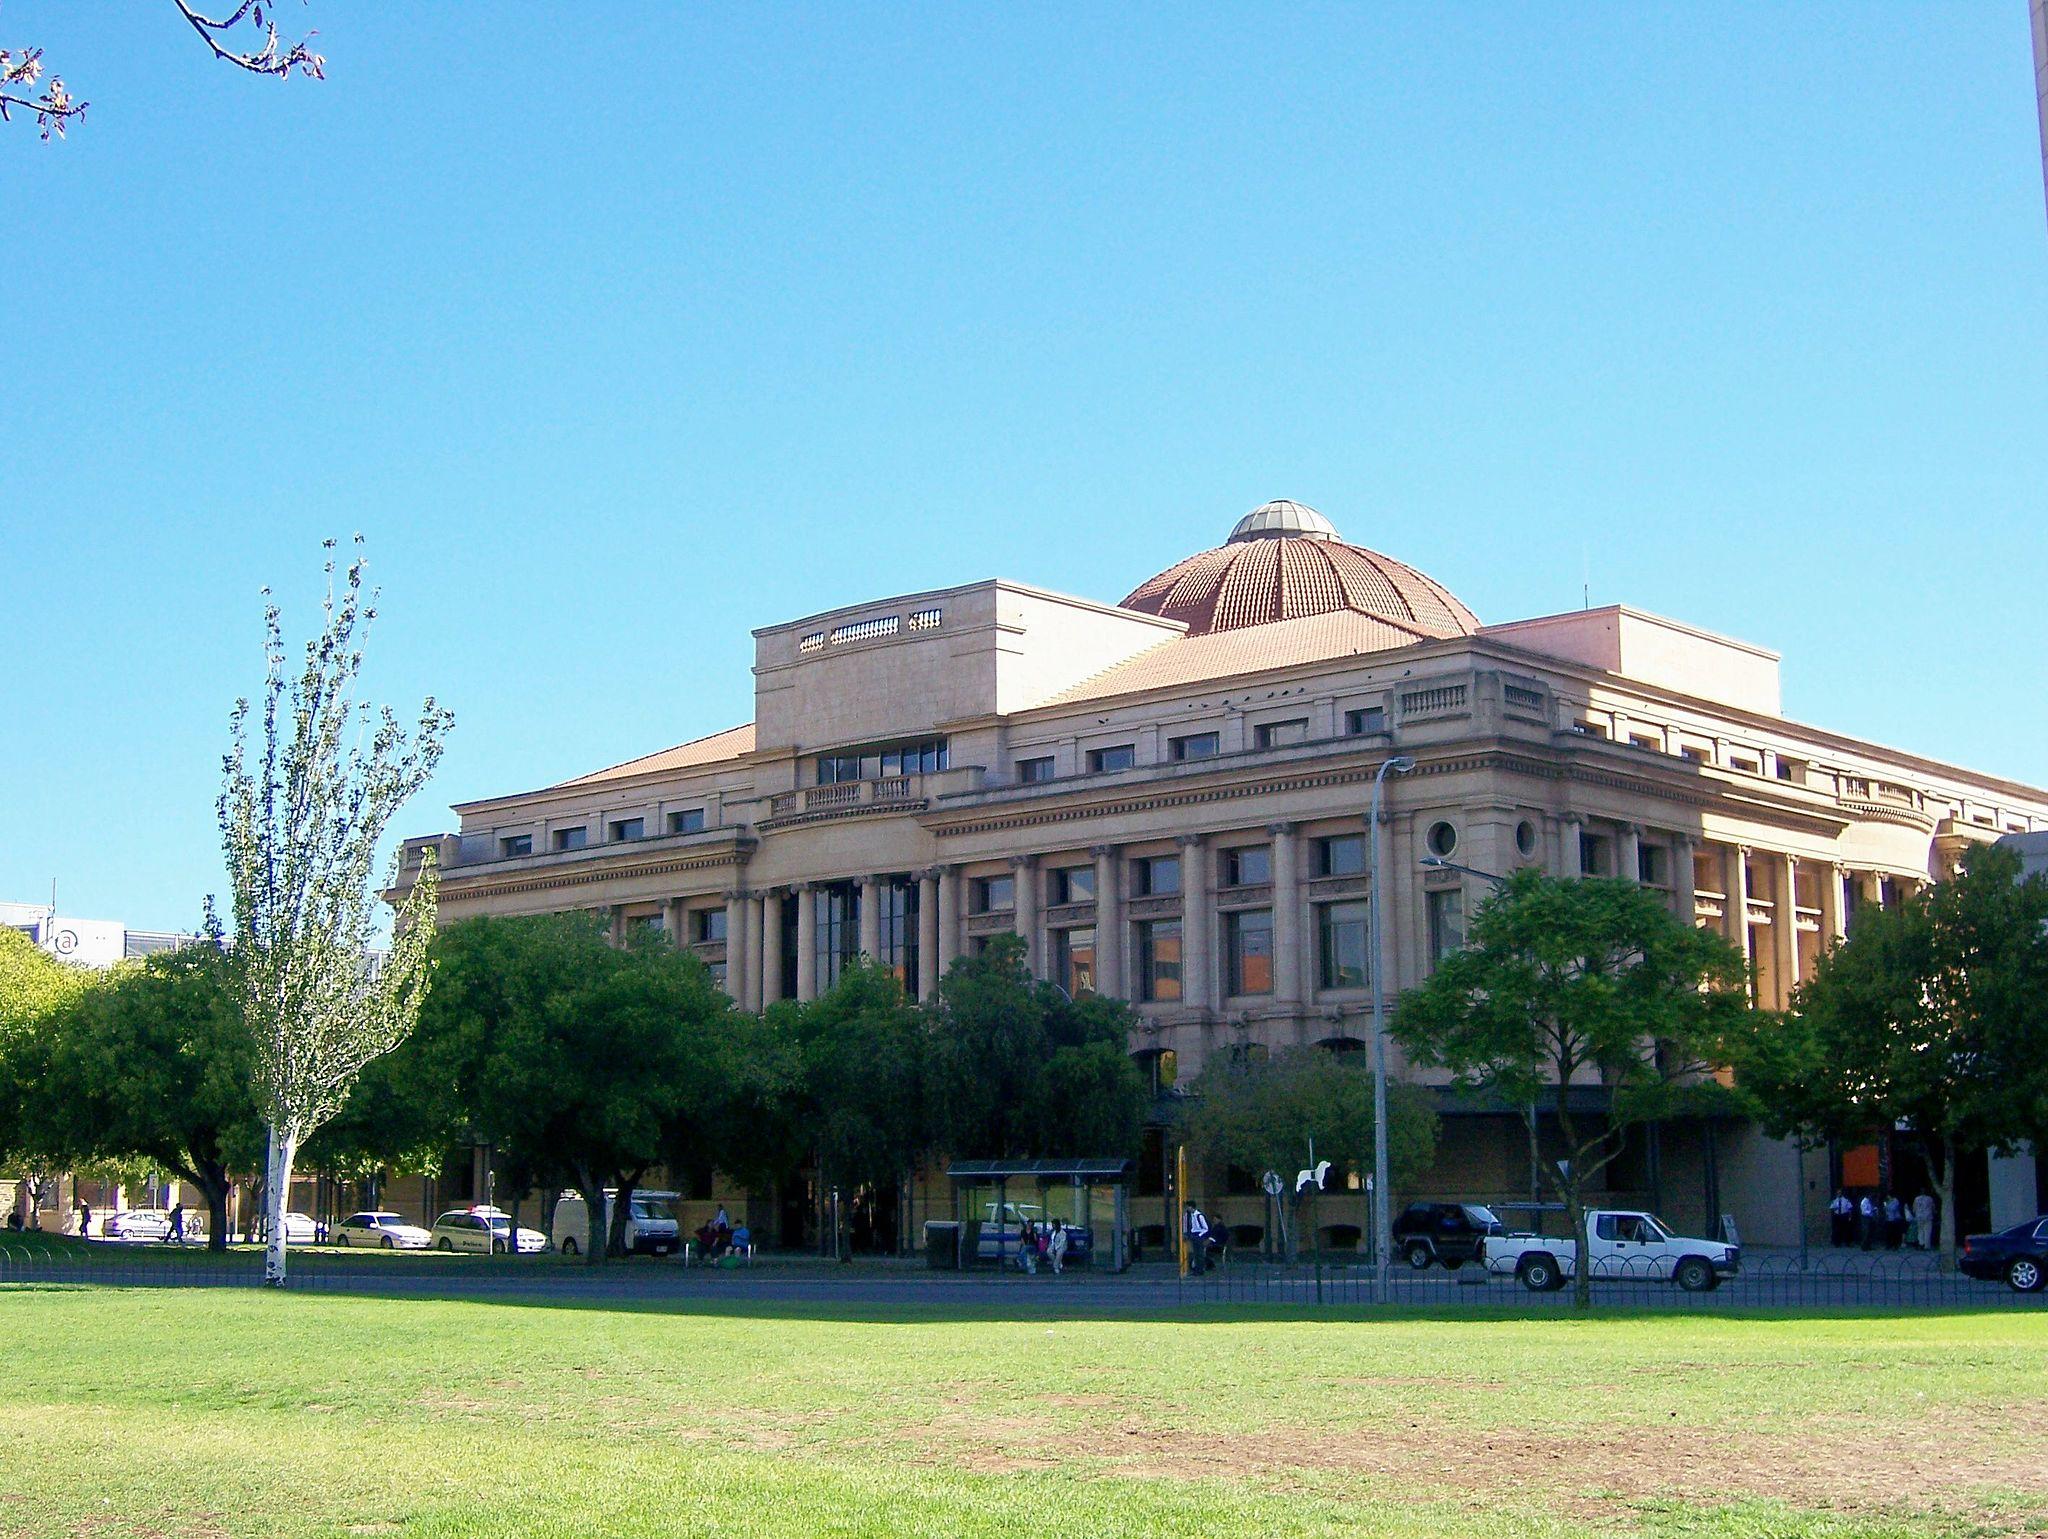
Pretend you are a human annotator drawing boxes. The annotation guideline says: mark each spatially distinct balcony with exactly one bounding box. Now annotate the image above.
[762,766,987,827]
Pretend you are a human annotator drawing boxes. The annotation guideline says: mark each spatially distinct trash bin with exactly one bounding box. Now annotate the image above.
[924,1220,961,1270]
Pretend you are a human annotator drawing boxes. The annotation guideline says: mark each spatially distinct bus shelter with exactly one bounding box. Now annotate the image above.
[942,1159,1133,1272]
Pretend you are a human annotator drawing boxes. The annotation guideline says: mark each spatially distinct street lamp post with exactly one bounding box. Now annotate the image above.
[1367,754,1415,1297]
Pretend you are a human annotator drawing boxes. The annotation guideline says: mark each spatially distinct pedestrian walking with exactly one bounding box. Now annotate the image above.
[164,1203,186,1245]
[77,1201,92,1239]
[1828,1189,1854,1247]
[1185,1204,1210,1275]
[1912,1191,1936,1251]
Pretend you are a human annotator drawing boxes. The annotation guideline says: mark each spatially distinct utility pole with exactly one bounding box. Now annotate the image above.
[1367,755,1415,1300]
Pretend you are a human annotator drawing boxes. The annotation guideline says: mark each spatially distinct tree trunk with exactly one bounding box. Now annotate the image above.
[1937,1133,1958,1270]
[1567,1185,1592,1311]
[199,1166,233,1254]
[576,1172,608,1266]
[609,1173,643,1259]
[263,1126,299,1286]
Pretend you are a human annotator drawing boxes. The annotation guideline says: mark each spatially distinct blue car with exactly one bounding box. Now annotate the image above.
[1958,1215,2048,1292]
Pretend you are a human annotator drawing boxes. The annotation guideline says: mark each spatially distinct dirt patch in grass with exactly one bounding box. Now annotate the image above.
[908,1398,2048,1524]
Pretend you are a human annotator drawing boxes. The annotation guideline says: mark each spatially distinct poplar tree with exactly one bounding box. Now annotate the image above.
[218,539,450,1285]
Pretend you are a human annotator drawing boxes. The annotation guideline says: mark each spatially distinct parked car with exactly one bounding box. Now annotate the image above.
[1480,1209,1740,1292]
[279,1211,320,1245]
[551,1190,682,1257]
[332,1211,432,1250]
[1959,1215,2048,1292]
[1391,1202,1504,1270]
[429,1207,547,1255]
[101,1210,171,1242]
[972,1202,1093,1265]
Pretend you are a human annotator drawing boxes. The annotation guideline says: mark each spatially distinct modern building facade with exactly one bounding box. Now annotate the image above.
[395,502,2048,1250]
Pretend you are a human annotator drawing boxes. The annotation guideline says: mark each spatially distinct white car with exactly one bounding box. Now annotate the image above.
[101,1210,171,1242]
[332,1211,431,1250]
[279,1211,320,1245]
[429,1208,547,1255]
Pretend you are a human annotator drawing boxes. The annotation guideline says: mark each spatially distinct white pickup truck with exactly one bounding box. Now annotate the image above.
[1480,1209,1739,1292]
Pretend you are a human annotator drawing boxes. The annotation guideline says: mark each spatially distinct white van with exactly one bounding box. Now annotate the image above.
[551,1190,682,1257]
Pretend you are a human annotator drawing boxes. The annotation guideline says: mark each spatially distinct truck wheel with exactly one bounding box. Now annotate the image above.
[1404,1241,1434,1271]
[1518,1255,1559,1292]
[560,1236,579,1257]
[1675,1256,1716,1292]
[2008,1258,2044,1293]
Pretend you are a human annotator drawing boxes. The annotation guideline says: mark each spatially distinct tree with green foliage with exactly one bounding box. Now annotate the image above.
[421,912,737,1263]
[789,960,929,1205]
[0,929,94,1226]
[1726,844,2048,1263]
[1184,1045,1438,1255]
[1393,870,1750,1307]
[23,941,263,1251]
[217,539,450,1285]
[925,935,1147,1161]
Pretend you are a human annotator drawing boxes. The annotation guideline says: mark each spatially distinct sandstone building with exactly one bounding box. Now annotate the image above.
[396,502,2048,1251]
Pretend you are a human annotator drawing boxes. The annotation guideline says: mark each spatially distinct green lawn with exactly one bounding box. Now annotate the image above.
[1,1290,2042,1538]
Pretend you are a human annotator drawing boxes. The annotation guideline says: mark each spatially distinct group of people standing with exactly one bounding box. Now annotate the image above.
[1828,1188,1936,1250]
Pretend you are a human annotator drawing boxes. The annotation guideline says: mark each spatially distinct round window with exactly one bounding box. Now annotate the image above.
[1516,819,1538,857]
[1426,821,1457,857]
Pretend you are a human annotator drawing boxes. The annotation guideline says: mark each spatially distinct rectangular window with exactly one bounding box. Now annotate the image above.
[972,874,1015,913]
[668,808,705,835]
[1224,846,1271,886]
[1344,706,1388,735]
[1017,755,1055,784]
[627,911,664,936]
[1629,734,1660,752]
[552,827,588,852]
[1319,835,1365,877]
[1318,900,1370,990]
[1087,744,1136,773]
[1170,732,1220,761]
[1580,834,1611,878]
[1225,909,1274,995]
[1637,844,1667,885]
[609,817,645,842]
[1053,866,1095,904]
[1426,888,1464,964]
[499,834,532,858]
[814,884,858,994]
[1254,719,1308,749]
[1053,926,1096,997]
[694,909,726,944]
[1138,919,1182,1002]
[817,738,947,784]
[878,880,918,987]
[1774,758,1800,782]
[1135,855,1181,896]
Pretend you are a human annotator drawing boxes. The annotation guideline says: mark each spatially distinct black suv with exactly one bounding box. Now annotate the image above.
[1392,1202,1504,1270]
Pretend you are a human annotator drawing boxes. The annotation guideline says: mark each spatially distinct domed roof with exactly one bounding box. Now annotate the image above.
[1121,501,1480,640]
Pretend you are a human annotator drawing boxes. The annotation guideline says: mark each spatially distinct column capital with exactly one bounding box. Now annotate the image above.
[1672,832,1696,852]
[917,866,944,884]
[1263,820,1296,838]
[1175,832,1204,849]
[1008,853,1037,870]
[1560,812,1586,828]
[1088,843,1119,859]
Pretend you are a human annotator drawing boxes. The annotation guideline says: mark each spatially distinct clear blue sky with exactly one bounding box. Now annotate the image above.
[4,5,2045,934]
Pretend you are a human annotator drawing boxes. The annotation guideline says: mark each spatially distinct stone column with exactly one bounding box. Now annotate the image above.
[1010,855,1039,975]
[1723,846,1753,970]
[747,894,768,1010]
[1269,822,1302,1004]
[1091,845,1123,1000]
[1552,814,1584,879]
[1819,861,1846,943]
[1772,854,1800,1008]
[664,897,686,941]
[723,891,750,1009]
[1178,834,1210,1011]
[759,890,784,1007]
[1673,835,1697,929]
[795,883,819,1003]
[858,875,882,961]
[916,870,941,1000]
[1618,823,1642,884]
[936,865,962,973]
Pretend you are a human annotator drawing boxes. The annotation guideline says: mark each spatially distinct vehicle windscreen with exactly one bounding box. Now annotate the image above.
[1640,1216,1674,1241]
[1462,1206,1501,1228]
[630,1201,673,1221]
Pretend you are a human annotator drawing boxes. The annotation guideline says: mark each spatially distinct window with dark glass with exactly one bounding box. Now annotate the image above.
[552,827,588,852]
[1224,846,1270,886]
[816,737,948,784]
[1138,919,1182,1001]
[1319,834,1365,877]
[1318,900,1370,989]
[972,874,1015,913]
[694,908,726,944]
[1637,844,1666,885]
[500,834,532,858]
[814,884,859,994]
[1135,855,1181,896]
[627,911,664,936]
[1170,732,1220,761]
[878,880,919,986]
[1087,744,1136,773]
[1225,909,1274,995]
[668,808,705,835]
[1053,866,1095,904]
[1138,1048,1178,1094]
[1344,706,1388,735]
[1053,926,1095,997]
[1254,719,1308,749]
[609,817,645,842]
[1426,888,1463,964]
[1017,756,1055,783]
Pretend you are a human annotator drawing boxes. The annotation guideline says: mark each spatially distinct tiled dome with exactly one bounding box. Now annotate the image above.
[1120,501,1480,640]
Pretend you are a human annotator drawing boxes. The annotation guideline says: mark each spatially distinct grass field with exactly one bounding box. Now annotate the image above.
[1,1290,2042,1539]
